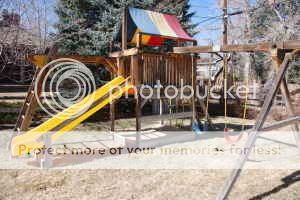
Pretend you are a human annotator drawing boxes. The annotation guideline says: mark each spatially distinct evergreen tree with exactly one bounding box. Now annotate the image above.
[54,0,197,55]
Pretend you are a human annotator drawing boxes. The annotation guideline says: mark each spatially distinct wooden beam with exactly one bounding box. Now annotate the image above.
[27,55,118,74]
[191,41,197,124]
[102,58,118,74]
[278,40,300,50]
[261,116,300,131]
[109,48,140,58]
[27,55,48,68]
[173,40,300,54]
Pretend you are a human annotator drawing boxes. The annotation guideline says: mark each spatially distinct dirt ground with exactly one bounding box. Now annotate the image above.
[0,169,299,200]
[1,117,300,200]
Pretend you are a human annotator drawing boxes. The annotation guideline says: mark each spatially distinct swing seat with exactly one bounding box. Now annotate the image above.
[223,128,244,144]
[192,120,202,135]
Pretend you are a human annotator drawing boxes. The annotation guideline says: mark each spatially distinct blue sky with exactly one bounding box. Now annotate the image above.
[189,0,223,45]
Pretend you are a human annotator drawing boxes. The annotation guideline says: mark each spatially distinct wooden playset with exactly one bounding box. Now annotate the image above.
[8,6,300,200]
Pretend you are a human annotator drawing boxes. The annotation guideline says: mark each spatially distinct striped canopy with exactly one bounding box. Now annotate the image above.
[117,7,194,46]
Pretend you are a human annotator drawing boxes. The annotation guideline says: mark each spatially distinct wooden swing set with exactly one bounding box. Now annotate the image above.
[174,40,300,200]
[11,5,300,197]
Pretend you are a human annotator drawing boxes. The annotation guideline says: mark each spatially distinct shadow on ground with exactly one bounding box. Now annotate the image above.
[250,170,300,200]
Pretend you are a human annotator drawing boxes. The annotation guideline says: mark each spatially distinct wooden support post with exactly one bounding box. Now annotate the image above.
[110,71,116,132]
[216,52,295,200]
[122,7,128,50]
[160,98,164,125]
[191,53,196,122]
[191,41,198,127]
[117,6,128,77]
[136,32,142,49]
[126,16,143,146]
[110,100,116,132]
[113,6,129,132]
[117,57,125,77]
[271,49,300,152]
[136,95,141,146]
[131,54,142,146]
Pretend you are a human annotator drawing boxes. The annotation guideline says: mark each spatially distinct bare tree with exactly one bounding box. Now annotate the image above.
[0,0,54,83]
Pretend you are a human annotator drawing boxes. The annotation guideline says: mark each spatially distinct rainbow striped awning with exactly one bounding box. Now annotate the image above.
[116,7,194,46]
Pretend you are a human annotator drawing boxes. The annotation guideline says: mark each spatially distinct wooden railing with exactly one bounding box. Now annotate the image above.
[121,53,193,87]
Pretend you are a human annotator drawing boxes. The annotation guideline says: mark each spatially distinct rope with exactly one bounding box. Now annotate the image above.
[232,66,236,89]
[224,56,228,130]
[241,78,249,131]
[205,79,211,121]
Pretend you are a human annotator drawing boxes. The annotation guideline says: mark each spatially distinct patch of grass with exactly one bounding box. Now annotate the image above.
[0,102,22,108]
[0,113,18,124]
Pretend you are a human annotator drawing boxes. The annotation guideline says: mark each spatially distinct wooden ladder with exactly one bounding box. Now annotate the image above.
[13,55,50,134]
[14,68,41,132]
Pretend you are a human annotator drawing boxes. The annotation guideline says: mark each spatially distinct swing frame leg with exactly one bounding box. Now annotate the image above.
[271,49,300,152]
[216,51,297,200]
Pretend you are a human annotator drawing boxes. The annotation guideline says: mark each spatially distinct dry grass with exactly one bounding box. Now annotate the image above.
[0,169,299,200]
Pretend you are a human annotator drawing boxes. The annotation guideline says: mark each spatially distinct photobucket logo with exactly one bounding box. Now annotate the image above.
[35,58,96,119]
[112,79,258,102]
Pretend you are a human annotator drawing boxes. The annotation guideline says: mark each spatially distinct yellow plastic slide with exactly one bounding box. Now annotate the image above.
[11,76,132,156]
